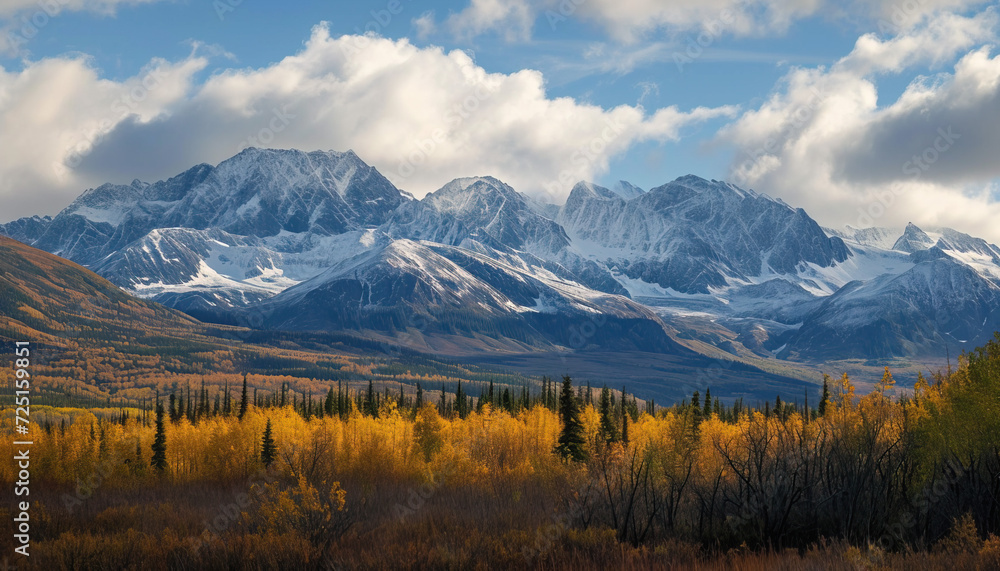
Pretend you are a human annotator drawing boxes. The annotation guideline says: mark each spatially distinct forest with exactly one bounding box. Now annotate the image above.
[1,333,999,569]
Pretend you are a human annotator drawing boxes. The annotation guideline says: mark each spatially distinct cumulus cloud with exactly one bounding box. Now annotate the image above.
[0,51,208,220]
[0,24,735,220]
[717,8,1000,241]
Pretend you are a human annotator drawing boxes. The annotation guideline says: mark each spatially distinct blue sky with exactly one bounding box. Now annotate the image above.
[1,0,999,241]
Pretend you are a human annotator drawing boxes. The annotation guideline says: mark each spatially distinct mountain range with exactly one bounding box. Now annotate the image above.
[4,147,999,368]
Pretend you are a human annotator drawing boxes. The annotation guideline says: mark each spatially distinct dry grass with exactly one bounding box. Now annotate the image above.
[3,476,997,570]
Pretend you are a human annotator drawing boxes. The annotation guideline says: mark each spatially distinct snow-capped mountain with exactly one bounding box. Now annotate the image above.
[4,147,1000,361]
[557,176,850,294]
[24,148,407,264]
[254,238,682,353]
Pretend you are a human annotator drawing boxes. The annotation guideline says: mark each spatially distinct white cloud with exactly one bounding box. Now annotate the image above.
[436,0,994,45]
[446,0,537,41]
[412,11,437,39]
[718,8,1000,242]
[0,24,736,220]
[574,0,824,43]
[0,51,207,220]
[435,0,824,43]
[0,0,160,18]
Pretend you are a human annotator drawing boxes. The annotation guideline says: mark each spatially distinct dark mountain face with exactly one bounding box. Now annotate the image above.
[0,215,52,244]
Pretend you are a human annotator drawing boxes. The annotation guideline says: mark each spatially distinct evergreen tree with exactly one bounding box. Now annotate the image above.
[337,381,344,417]
[261,418,277,468]
[456,381,466,419]
[199,377,207,419]
[151,402,167,473]
[703,387,713,418]
[599,386,618,444]
[819,374,831,416]
[238,373,249,421]
[366,380,376,417]
[325,387,335,417]
[555,375,587,462]
[415,382,423,411]
[169,393,178,422]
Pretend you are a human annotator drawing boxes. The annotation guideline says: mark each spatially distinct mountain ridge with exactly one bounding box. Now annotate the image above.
[4,147,999,363]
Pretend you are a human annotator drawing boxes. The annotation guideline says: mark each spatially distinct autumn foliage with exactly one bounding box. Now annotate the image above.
[1,334,999,569]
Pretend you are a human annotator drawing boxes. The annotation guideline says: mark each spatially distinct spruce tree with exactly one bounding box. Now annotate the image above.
[199,377,207,419]
[599,386,618,444]
[325,387,335,416]
[238,373,249,420]
[415,382,423,411]
[703,387,713,418]
[456,381,466,418]
[151,402,167,473]
[261,418,277,468]
[819,374,831,416]
[555,376,587,462]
